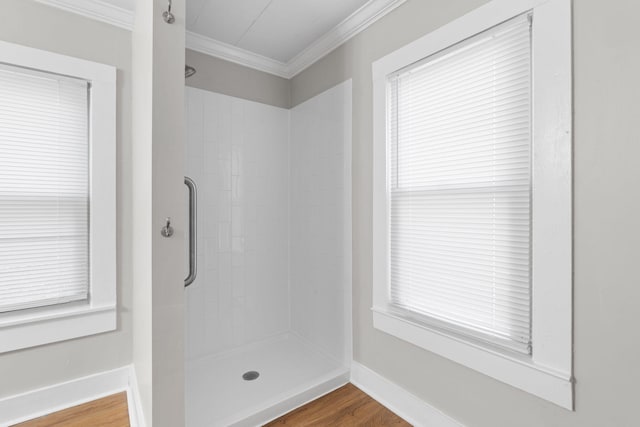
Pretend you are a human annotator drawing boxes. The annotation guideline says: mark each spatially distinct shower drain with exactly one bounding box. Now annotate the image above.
[242,370,260,381]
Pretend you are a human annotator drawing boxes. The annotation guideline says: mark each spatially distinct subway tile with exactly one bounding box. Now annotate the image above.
[185,84,349,359]
[232,266,245,298]
[218,191,232,222]
[231,205,244,236]
[217,159,232,191]
[231,175,243,202]
[231,236,244,254]
[218,222,231,252]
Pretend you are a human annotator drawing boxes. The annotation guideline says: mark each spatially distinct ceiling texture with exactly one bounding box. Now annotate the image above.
[186,0,370,63]
[35,0,406,77]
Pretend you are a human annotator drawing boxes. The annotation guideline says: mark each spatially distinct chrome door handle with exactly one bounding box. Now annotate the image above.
[184,176,197,287]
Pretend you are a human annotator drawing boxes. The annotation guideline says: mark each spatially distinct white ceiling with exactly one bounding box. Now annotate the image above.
[101,0,371,63]
[41,0,405,77]
[187,0,370,62]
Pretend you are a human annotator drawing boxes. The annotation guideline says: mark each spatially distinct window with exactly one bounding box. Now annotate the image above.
[0,65,90,312]
[0,41,116,352]
[388,15,532,355]
[372,0,572,409]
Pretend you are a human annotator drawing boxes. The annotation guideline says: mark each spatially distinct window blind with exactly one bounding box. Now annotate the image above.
[387,15,532,353]
[0,63,90,313]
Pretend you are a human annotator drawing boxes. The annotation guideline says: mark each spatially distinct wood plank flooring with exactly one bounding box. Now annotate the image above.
[14,392,129,427]
[264,383,411,426]
[13,384,406,426]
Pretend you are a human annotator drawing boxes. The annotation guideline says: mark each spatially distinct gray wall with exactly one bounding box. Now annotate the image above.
[0,0,133,397]
[0,0,284,406]
[291,0,640,426]
[185,49,290,109]
[3,2,639,426]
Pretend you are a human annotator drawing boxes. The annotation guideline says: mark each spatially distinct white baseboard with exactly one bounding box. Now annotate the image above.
[0,361,460,427]
[126,365,145,427]
[0,364,144,427]
[350,361,464,427]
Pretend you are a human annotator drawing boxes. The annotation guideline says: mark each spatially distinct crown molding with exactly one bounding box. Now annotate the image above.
[186,0,406,79]
[286,0,406,77]
[35,0,134,31]
[186,31,290,79]
[36,0,407,79]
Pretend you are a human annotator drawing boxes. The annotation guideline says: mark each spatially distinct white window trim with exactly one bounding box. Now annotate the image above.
[0,41,117,353]
[372,0,573,409]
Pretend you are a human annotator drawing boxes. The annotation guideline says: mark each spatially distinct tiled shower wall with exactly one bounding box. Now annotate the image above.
[185,83,352,365]
[289,81,352,365]
[185,87,290,361]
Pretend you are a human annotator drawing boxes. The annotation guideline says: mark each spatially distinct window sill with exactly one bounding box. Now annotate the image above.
[372,307,573,409]
[0,303,116,353]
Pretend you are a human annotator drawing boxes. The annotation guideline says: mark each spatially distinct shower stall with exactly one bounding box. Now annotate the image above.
[183,81,352,426]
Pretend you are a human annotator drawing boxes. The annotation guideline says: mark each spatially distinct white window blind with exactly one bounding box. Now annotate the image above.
[0,63,90,313]
[387,15,532,353]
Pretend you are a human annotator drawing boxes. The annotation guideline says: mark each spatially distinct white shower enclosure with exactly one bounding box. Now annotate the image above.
[184,81,352,427]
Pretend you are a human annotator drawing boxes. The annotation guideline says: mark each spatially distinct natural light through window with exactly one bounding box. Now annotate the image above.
[372,0,572,408]
[387,15,532,354]
[0,64,90,312]
[0,40,116,353]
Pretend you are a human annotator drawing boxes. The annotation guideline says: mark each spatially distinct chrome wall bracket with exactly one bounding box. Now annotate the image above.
[162,0,175,24]
[161,217,174,237]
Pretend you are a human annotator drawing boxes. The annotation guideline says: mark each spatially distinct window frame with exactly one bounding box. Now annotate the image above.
[372,0,573,409]
[0,41,116,353]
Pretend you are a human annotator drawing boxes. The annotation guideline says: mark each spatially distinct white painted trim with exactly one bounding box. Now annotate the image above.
[0,40,118,353]
[373,310,573,409]
[185,31,290,78]
[350,361,463,427]
[0,365,143,427]
[127,365,146,427]
[36,0,405,78]
[0,305,116,353]
[371,0,573,410]
[286,0,406,77]
[529,0,573,376]
[373,0,551,81]
[34,0,134,31]
[186,0,406,78]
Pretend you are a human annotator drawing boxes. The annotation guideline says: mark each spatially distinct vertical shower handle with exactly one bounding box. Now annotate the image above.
[184,176,197,287]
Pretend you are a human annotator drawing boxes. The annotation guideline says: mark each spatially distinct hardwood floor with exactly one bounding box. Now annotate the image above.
[12,384,405,427]
[264,383,411,426]
[14,392,129,427]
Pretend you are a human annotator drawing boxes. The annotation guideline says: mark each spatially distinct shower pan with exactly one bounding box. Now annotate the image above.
[184,81,352,426]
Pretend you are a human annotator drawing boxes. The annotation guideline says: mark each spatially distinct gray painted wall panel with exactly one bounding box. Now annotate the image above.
[186,49,290,109]
[2,2,639,426]
[291,0,640,426]
[0,0,133,398]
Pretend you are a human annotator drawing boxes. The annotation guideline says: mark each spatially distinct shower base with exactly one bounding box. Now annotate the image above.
[185,333,349,427]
